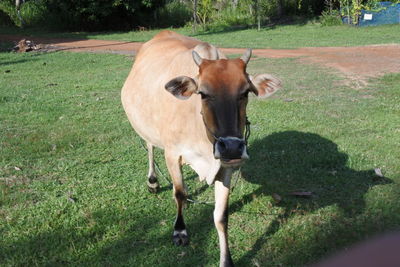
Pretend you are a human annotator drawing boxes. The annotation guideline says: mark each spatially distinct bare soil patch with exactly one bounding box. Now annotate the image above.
[2,34,400,83]
[225,45,400,84]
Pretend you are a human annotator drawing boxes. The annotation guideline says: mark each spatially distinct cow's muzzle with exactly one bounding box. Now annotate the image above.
[214,137,249,166]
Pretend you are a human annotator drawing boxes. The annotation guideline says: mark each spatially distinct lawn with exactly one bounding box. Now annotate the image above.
[0,45,399,266]
[1,23,400,49]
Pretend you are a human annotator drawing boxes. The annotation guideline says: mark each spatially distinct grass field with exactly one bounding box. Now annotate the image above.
[1,23,400,48]
[1,46,399,266]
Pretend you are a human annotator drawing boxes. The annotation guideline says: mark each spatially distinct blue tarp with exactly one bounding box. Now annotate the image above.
[359,2,400,26]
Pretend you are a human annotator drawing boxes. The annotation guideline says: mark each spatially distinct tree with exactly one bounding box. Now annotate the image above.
[15,0,25,26]
[193,0,198,31]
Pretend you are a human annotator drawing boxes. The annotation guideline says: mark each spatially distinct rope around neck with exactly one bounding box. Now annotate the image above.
[136,114,251,205]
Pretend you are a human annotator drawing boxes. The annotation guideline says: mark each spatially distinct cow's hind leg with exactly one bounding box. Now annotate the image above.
[165,151,189,246]
[146,142,160,193]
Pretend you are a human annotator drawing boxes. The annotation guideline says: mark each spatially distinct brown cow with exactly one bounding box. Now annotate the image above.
[121,30,281,266]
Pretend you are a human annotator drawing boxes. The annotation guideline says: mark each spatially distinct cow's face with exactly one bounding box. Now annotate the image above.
[165,49,281,167]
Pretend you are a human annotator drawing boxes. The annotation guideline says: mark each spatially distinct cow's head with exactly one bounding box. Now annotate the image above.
[165,49,281,167]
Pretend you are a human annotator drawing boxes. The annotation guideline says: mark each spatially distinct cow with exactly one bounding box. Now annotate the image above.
[121,30,281,266]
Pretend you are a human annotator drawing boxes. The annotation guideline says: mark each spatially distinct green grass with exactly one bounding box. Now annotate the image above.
[1,23,400,48]
[0,48,399,266]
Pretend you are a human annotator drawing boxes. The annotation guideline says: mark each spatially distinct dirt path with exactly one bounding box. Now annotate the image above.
[2,34,400,84]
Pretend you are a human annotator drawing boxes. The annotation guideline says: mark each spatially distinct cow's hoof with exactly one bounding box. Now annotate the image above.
[172,229,189,246]
[147,180,160,194]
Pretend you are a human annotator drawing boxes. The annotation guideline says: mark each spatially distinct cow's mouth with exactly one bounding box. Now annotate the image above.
[220,158,245,167]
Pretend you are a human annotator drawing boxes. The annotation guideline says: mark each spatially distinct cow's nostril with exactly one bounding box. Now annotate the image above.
[217,139,227,152]
[215,137,247,160]
[238,142,245,153]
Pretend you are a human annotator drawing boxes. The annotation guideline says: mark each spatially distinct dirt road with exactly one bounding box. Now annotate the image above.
[2,34,400,84]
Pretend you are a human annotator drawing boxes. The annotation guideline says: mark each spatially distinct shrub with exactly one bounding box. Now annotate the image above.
[19,0,47,27]
[0,0,47,27]
[0,8,13,26]
[320,9,342,26]
[204,6,253,32]
[0,0,18,26]
[0,0,168,31]
[156,1,192,28]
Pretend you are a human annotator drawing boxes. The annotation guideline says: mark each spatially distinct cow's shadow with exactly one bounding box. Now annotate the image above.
[83,131,390,266]
[230,131,391,265]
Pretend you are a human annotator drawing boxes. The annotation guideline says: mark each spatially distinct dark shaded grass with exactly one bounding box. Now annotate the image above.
[236,131,396,266]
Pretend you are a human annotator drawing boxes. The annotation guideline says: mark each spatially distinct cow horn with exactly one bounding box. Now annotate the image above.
[240,48,252,64]
[192,51,203,66]
[210,45,219,60]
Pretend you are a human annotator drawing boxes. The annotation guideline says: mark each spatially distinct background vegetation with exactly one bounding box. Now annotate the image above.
[1,0,398,32]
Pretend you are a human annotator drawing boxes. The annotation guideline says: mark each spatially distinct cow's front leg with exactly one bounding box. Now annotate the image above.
[165,152,189,246]
[214,169,234,267]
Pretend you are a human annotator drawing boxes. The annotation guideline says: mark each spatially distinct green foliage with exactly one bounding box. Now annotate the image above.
[196,0,215,26]
[193,0,257,31]
[0,0,338,31]
[337,0,400,25]
[2,0,397,31]
[41,0,166,30]
[19,0,47,26]
[351,0,362,24]
[201,6,253,31]
[192,0,326,32]
[259,0,279,19]
[156,1,192,28]
[0,0,167,30]
[320,9,342,26]
[0,0,48,28]
[0,0,19,26]
[0,9,13,26]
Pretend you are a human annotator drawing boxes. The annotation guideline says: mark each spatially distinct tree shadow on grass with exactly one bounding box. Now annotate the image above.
[233,131,392,266]
[89,206,217,266]
[0,204,213,266]
[0,188,218,266]
[0,58,39,67]
[0,206,161,265]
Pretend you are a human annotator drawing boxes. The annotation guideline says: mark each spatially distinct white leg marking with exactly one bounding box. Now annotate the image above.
[147,142,156,178]
[214,169,234,267]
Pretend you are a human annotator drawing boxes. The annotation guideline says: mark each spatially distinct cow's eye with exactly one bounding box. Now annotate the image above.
[199,92,210,100]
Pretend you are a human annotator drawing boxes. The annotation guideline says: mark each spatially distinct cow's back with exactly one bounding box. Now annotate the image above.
[121,31,207,148]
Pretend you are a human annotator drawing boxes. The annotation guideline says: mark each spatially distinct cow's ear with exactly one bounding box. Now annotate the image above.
[165,76,198,100]
[249,74,282,98]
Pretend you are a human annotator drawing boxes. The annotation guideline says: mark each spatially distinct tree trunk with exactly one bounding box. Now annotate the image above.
[253,0,257,25]
[232,0,239,8]
[15,0,24,26]
[277,0,283,17]
[253,0,261,31]
[193,0,198,32]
